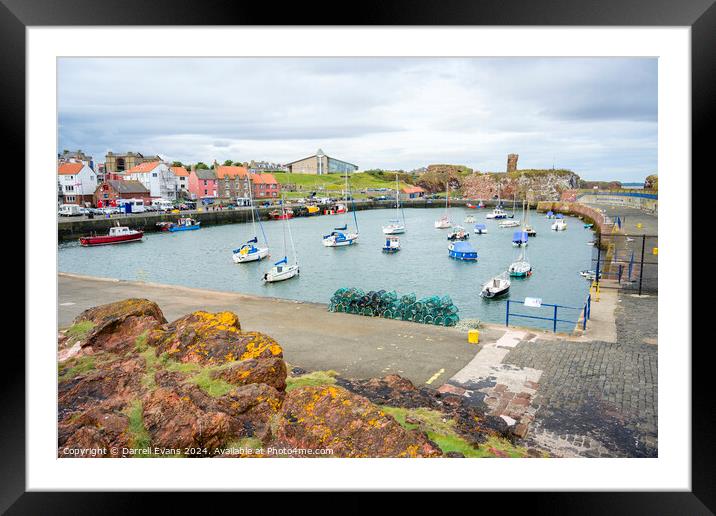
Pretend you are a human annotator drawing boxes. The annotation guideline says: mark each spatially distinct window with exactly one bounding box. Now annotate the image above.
[204,189,208,195]
[152,173,157,177]
[204,180,208,186]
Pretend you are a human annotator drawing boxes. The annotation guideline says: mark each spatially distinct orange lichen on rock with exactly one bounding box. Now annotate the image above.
[273,385,442,458]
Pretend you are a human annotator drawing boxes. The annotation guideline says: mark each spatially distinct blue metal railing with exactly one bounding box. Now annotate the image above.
[505,295,591,333]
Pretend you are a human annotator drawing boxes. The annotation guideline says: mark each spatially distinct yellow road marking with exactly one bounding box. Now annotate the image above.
[425,368,445,385]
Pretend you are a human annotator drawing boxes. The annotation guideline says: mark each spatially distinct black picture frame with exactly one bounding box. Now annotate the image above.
[6,0,706,512]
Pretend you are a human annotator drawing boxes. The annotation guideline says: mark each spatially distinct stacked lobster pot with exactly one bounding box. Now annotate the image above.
[328,288,460,327]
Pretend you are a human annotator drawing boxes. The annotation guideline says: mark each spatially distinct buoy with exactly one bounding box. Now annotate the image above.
[468,329,479,344]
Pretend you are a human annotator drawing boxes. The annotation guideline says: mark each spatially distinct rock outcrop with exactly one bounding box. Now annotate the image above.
[58,300,444,458]
[461,170,580,202]
[273,385,442,457]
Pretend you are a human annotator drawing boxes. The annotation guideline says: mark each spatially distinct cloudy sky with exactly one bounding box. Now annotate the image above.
[58,57,657,181]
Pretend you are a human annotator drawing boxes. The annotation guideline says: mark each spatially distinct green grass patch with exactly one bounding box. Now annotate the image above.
[64,320,95,342]
[285,370,339,392]
[381,405,528,458]
[134,331,149,352]
[58,355,96,381]
[124,399,153,457]
[271,172,410,192]
[187,368,235,397]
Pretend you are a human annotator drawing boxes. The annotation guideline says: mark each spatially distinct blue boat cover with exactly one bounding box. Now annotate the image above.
[451,241,476,253]
[547,211,554,216]
[334,224,347,230]
[556,213,564,219]
[475,223,486,230]
[512,230,528,242]
[274,256,287,266]
[247,236,258,243]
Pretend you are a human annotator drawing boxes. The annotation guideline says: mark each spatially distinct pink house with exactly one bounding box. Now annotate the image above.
[187,167,218,201]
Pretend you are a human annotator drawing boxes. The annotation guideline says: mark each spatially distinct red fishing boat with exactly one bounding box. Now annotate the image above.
[268,208,293,220]
[79,225,144,246]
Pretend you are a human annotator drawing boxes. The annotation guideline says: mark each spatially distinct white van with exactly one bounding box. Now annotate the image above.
[58,204,83,217]
[117,198,146,213]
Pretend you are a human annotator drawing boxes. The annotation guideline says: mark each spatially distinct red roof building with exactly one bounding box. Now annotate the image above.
[251,173,280,199]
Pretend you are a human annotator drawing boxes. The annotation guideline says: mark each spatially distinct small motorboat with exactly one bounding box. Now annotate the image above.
[486,207,508,219]
[448,241,478,261]
[447,226,469,241]
[464,215,476,224]
[434,215,452,229]
[499,220,520,228]
[157,217,200,232]
[481,272,511,298]
[233,236,270,263]
[79,225,143,246]
[323,228,358,247]
[583,223,594,229]
[382,235,401,253]
[508,260,532,277]
[512,230,528,247]
[474,223,488,235]
[306,205,321,216]
[551,214,567,231]
[580,270,602,281]
[269,209,294,220]
[263,258,299,283]
[525,225,537,237]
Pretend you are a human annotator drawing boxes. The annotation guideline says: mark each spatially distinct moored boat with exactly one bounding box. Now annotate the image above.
[448,241,478,261]
[447,225,469,241]
[434,181,452,229]
[512,230,528,247]
[551,214,567,231]
[269,208,294,220]
[263,259,299,282]
[464,215,476,224]
[383,174,406,235]
[157,217,200,232]
[474,223,488,235]
[499,220,520,228]
[382,235,401,253]
[79,225,143,246]
[481,272,511,298]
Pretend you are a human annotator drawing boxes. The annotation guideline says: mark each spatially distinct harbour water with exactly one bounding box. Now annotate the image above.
[58,208,594,332]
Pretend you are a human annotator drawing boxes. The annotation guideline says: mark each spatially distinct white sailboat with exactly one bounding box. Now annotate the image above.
[509,201,532,277]
[486,185,508,219]
[383,174,406,235]
[434,181,452,229]
[263,200,299,283]
[323,172,359,247]
[232,178,270,263]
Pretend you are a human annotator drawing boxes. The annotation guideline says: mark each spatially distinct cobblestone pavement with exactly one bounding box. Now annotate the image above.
[505,293,658,457]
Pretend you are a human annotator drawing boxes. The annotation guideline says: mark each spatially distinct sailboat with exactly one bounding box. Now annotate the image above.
[383,174,406,235]
[263,200,299,283]
[232,179,270,263]
[434,181,452,229]
[512,201,529,246]
[523,199,536,236]
[509,200,532,277]
[323,172,359,247]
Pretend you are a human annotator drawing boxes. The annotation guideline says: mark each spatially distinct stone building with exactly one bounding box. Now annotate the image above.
[284,148,358,175]
[507,154,519,173]
[105,151,163,175]
[94,180,151,207]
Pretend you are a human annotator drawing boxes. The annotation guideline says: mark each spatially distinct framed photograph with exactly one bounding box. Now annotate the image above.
[9,0,707,510]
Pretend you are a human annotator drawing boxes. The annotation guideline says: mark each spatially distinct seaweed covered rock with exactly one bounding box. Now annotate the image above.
[212,357,287,392]
[149,311,282,365]
[336,374,439,409]
[274,385,442,457]
[68,298,166,356]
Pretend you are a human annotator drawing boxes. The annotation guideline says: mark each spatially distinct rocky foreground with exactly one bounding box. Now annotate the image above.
[58,299,539,458]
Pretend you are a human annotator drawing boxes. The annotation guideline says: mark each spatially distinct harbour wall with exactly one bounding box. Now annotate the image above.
[57,198,529,241]
[575,192,657,215]
[536,201,614,235]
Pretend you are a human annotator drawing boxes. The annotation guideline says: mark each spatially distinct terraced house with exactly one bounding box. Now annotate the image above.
[122,161,178,200]
[251,173,281,199]
[57,161,98,205]
[215,165,251,201]
[187,168,218,201]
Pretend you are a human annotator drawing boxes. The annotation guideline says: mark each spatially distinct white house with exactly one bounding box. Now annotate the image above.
[57,161,98,205]
[123,161,178,200]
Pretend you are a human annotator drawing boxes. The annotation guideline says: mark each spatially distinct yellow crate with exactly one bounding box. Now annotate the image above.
[653,247,658,255]
[468,329,479,344]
